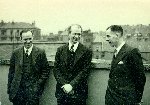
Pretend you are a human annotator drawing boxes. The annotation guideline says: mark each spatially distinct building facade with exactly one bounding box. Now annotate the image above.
[0,20,41,41]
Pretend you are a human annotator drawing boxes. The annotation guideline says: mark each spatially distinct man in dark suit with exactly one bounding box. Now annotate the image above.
[105,25,146,105]
[53,24,92,105]
[7,31,50,105]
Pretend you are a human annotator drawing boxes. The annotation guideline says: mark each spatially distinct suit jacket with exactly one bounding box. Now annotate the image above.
[53,43,92,99]
[105,44,146,104]
[7,46,50,101]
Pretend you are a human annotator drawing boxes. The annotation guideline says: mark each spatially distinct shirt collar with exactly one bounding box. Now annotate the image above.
[116,41,125,54]
[69,40,79,52]
[24,44,33,55]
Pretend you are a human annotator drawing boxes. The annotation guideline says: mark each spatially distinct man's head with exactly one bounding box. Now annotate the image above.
[21,31,33,49]
[105,25,123,47]
[67,24,82,44]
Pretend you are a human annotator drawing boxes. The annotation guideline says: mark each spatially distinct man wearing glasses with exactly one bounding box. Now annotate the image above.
[54,24,92,105]
[7,31,50,105]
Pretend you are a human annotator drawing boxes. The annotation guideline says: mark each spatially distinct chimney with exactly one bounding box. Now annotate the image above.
[11,21,15,25]
[0,20,5,26]
[32,21,35,26]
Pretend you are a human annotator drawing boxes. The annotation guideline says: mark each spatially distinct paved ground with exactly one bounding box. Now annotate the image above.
[1,65,150,105]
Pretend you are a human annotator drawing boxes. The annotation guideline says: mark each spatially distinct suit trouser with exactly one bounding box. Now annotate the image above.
[105,87,140,105]
[12,97,39,105]
[57,96,86,105]
[12,88,39,105]
[12,81,40,105]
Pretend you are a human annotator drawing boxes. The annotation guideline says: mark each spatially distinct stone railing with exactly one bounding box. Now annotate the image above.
[1,58,150,71]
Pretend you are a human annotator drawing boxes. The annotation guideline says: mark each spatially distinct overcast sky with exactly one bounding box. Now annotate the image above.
[0,0,150,34]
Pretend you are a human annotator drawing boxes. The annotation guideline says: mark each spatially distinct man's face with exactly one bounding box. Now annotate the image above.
[22,32,33,49]
[105,29,119,47]
[69,26,82,44]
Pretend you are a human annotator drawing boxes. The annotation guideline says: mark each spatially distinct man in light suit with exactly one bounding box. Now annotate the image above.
[105,25,146,105]
[53,24,92,105]
[7,31,50,105]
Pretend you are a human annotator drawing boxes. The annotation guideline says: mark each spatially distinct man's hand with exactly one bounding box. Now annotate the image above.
[135,100,143,105]
[61,84,73,93]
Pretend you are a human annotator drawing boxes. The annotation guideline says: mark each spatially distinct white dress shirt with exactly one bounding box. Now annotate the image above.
[69,41,79,52]
[115,41,125,56]
[24,44,33,56]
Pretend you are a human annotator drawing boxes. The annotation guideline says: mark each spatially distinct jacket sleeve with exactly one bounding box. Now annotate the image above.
[7,51,15,94]
[38,50,50,85]
[128,48,146,103]
[70,49,92,87]
[53,47,69,85]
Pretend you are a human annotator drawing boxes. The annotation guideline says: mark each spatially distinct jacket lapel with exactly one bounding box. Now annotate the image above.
[73,43,85,65]
[63,44,69,66]
[31,46,39,65]
[14,46,23,83]
[18,47,23,68]
[62,43,86,66]
[111,44,128,68]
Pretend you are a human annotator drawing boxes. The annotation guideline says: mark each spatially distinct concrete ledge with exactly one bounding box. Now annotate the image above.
[1,58,150,71]
[0,41,66,44]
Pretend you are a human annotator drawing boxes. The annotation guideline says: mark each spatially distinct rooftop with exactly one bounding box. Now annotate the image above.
[0,21,40,29]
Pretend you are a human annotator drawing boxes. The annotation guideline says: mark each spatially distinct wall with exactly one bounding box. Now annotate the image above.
[0,42,65,60]
[1,41,150,64]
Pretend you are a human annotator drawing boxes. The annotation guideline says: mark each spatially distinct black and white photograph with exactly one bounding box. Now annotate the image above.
[0,0,150,105]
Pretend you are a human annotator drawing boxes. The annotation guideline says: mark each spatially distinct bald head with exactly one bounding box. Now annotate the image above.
[67,24,82,34]
[22,31,33,39]
[67,24,82,44]
[21,31,33,49]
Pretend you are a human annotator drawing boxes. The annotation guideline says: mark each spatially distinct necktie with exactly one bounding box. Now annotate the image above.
[25,49,29,57]
[70,45,74,52]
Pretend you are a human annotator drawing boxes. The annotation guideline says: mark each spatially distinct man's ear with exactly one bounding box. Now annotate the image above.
[116,32,122,38]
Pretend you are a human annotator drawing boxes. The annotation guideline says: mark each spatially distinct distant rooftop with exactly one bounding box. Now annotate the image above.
[0,21,40,29]
[93,33,105,43]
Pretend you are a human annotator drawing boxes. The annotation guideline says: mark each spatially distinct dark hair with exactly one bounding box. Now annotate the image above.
[66,24,83,34]
[106,25,123,36]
